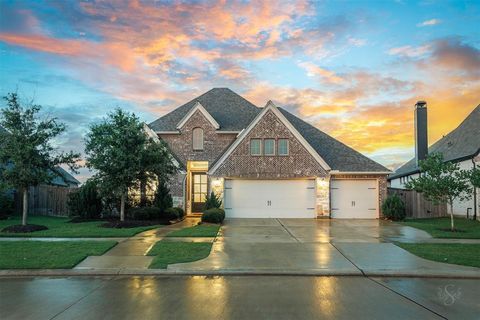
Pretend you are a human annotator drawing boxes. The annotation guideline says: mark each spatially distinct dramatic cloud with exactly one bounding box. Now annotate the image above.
[0,1,478,181]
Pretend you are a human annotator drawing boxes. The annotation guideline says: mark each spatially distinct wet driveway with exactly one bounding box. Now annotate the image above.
[1,276,478,319]
[168,218,480,276]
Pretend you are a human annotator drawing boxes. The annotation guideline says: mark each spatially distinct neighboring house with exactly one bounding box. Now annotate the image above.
[149,88,390,219]
[389,103,480,218]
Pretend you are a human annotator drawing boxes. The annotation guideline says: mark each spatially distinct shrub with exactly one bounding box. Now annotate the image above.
[164,207,180,220]
[67,179,102,219]
[382,194,406,221]
[174,207,185,219]
[128,207,163,221]
[204,191,222,210]
[201,208,225,224]
[153,180,173,213]
[0,192,14,218]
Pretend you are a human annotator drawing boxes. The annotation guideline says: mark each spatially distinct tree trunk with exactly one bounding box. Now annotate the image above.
[120,193,126,222]
[22,188,28,226]
[449,201,455,231]
[140,178,147,207]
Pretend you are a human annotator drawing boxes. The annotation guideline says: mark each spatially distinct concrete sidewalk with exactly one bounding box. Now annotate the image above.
[74,218,202,270]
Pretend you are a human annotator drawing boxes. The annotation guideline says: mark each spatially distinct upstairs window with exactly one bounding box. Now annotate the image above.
[192,128,204,150]
[250,139,262,155]
[278,139,289,156]
[264,139,275,156]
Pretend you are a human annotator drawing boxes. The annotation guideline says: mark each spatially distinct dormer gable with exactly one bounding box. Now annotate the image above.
[176,101,220,130]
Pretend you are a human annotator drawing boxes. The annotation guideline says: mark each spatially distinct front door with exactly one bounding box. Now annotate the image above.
[192,173,208,212]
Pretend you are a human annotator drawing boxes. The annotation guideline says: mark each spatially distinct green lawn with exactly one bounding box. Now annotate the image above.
[401,217,480,239]
[396,243,480,268]
[0,240,117,269]
[166,224,220,237]
[0,216,162,237]
[147,241,212,269]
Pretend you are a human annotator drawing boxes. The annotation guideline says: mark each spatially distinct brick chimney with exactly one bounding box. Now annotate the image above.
[414,101,428,165]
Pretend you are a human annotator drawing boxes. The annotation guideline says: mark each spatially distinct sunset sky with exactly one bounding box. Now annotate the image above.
[1,0,479,182]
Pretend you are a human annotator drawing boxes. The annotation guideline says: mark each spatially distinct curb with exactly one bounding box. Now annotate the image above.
[1,269,479,279]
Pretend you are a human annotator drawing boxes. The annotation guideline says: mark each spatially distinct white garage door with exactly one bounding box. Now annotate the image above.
[331,179,378,219]
[224,179,316,218]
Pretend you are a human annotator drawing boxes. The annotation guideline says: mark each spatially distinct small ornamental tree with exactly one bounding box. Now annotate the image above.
[405,153,471,231]
[0,93,80,227]
[85,109,176,222]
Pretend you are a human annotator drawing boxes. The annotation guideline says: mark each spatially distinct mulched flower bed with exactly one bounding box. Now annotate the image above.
[101,220,171,229]
[2,224,49,233]
[438,228,466,233]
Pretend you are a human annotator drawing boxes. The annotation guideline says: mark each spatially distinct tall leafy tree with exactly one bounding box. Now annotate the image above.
[0,93,80,226]
[85,109,176,221]
[406,153,471,231]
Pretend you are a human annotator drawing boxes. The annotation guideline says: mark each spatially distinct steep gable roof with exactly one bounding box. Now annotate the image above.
[149,88,260,132]
[50,167,80,187]
[389,104,480,180]
[150,88,389,173]
[279,108,390,173]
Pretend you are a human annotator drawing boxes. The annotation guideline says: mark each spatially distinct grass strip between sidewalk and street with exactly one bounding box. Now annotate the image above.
[0,240,117,269]
[147,241,213,269]
[396,243,480,268]
[166,224,220,237]
[401,217,480,239]
[0,216,162,238]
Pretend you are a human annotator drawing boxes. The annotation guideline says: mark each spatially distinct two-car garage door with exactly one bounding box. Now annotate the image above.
[224,179,316,218]
[223,178,379,219]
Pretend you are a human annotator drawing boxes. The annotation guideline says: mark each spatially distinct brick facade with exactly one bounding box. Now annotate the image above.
[212,110,328,178]
[159,110,237,166]
[159,110,237,210]
[331,174,388,217]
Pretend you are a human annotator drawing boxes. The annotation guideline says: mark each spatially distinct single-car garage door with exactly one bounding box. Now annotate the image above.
[224,179,316,218]
[330,179,378,219]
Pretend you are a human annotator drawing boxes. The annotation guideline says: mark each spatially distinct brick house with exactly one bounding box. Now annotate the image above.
[149,88,390,218]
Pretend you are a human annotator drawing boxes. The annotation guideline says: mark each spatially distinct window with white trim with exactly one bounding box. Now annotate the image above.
[192,128,204,150]
[278,139,289,156]
[250,139,261,155]
[264,139,275,156]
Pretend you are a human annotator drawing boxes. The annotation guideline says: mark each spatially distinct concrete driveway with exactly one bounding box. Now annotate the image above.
[169,218,480,276]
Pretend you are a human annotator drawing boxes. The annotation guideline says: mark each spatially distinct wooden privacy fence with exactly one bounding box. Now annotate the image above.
[14,185,78,217]
[388,188,447,218]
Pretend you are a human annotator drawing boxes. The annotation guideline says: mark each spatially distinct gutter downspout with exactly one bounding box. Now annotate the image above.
[473,158,477,220]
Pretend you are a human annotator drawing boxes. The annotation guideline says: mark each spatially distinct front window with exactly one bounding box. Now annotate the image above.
[250,139,261,155]
[192,128,204,150]
[278,139,289,156]
[264,139,275,156]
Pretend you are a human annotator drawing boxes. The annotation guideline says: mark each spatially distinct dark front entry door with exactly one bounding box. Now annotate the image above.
[192,173,207,212]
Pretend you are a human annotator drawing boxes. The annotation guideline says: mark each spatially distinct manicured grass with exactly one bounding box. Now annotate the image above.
[396,243,480,268]
[0,216,162,238]
[166,224,220,237]
[401,217,480,239]
[147,241,212,269]
[0,240,117,269]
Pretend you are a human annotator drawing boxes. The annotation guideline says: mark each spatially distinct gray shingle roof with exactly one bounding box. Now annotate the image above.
[149,88,260,132]
[150,88,389,173]
[389,104,480,180]
[279,108,390,172]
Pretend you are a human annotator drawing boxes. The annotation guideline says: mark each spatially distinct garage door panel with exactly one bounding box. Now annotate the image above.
[331,179,378,219]
[224,179,315,218]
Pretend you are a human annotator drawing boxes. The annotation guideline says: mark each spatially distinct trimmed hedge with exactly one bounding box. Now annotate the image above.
[128,207,163,221]
[201,208,225,224]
